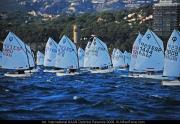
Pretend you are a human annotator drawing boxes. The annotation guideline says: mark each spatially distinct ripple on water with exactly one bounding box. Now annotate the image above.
[0,71,180,119]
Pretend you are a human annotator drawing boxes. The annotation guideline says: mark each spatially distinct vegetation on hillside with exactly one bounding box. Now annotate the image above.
[0,5,153,52]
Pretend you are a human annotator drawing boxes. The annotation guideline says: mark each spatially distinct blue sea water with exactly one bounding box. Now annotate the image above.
[0,69,180,120]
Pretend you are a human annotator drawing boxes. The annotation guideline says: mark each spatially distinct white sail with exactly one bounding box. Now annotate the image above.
[36,51,44,66]
[163,29,180,77]
[43,37,58,67]
[84,41,91,67]
[111,48,117,58]
[88,37,111,67]
[78,47,85,68]
[26,45,35,68]
[112,49,125,68]
[111,48,116,66]
[2,32,29,70]
[129,33,143,72]
[55,35,78,69]
[0,51,2,68]
[134,29,164,72]
[124,51,131,66]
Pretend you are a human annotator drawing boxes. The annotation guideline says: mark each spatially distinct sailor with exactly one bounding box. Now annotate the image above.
[69,69,76,73]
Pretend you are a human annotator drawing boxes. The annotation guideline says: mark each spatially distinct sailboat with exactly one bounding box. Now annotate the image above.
[129,33,143,72]
[56,35,79,76]
[130,29,165,79]
[2,32,31,77]
[84,41,92,68]
[36,51,44,66]
[88,37,113,73]
[112,49,126,70]
[162,29,180,85]
[123,51,131,69]
[43,37,58,73]
[78,47,85,68]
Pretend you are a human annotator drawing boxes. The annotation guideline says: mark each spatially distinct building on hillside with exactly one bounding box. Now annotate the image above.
[153,0,180,40]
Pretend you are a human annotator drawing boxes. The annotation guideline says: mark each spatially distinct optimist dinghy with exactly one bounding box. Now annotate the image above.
[43,37,59,73]
[129,29,165,79]
[162,29,180,85]
[87,37,113,73]
[2,32,32,77]
[112,49,127,71]
[55,35,80,76]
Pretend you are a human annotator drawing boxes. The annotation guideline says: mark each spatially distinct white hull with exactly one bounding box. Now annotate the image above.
[137,74,166,80]
[162,80,180,86]
[115,68,128,71]
[90,68,114,74]
[80,68,90,73]
[4,73,31,77]
[43,69,63,73]
[24,69,38,73]
[56,72,80,76]
[123,74,174,80]
[120,74,139,78]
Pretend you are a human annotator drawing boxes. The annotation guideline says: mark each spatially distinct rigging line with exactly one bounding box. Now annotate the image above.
[24,45,31,69]
[12,33,30,69]
[26,46,35,66]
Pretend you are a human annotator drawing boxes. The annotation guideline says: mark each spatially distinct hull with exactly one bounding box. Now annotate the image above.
[124,74,175,80]
[24,69,38,73]
[162,80,180,86]
[115,68,128,71]
[43,69,63,73]
[4,73,31,77]
[56,72,80,76]
[90,68,114,74]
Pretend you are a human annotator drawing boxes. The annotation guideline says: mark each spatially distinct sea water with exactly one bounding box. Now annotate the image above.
[0,70,180,120]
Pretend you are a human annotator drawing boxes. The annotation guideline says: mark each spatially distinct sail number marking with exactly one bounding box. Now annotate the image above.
[132,45,139,58]
[57,45,74,57]
[3,44,22,57]
[165,44,180,61]
[138,42,162,58]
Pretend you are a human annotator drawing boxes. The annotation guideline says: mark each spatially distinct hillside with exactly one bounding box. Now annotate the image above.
[0,0,155,15]
[0,5,153,52]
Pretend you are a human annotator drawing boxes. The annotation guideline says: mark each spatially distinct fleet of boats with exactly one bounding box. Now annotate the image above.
[0,29,180,86]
